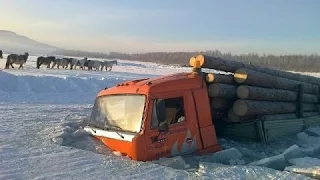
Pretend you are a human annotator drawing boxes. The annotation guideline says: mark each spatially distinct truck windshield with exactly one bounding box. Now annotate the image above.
[88,94,146,133]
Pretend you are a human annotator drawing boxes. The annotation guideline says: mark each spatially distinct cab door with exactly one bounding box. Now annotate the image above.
[144,91,203,161]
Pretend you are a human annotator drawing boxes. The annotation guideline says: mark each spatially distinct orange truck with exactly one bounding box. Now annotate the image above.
[84,55,320,161]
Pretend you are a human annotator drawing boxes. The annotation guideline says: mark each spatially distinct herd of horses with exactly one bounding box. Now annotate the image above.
[36,56,117,71]
[0,50,117,71]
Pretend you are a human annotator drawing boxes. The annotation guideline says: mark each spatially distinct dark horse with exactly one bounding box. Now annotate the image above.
[36,56,56,69]
[0,50,3,59]
[5,52,29,69]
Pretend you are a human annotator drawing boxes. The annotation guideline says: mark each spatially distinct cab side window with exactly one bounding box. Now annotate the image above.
[151,97,185,129]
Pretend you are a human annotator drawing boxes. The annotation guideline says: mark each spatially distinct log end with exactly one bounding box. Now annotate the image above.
[191,54,205,67]
[189,56,196,67]
[237,85,249,99]
[233,100,248,116]
[234,68,248,83]
[206,73,214,83]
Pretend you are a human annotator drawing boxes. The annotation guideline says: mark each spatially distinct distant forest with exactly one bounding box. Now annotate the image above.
[52,49,320,72]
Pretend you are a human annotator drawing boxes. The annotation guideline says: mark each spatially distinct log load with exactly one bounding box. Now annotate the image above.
[236,85,318,103]
[258,112,320,121]
[190,55,244,73]
[233,68,319,95]
[205,73,235,84]
[190,54,320,86]
[211,109,228,120]
[210,98,233,109]
[227,110,320,123]
[232,100,318,116]
[295,111,319,118]
[208,83,237,99]
[227,109,257,122]
[257,113,297,121]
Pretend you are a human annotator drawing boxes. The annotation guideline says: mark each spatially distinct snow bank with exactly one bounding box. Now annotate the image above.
[289,157,320,167]
[282,144,305,161]
[196,162,310,179]
[249,154,286,170]
[0,70,127,104]
[49,115,112,155]
[154,156,190,169]
[200,148,245,165]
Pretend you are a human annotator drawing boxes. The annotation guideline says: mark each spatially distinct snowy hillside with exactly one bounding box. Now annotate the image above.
[1,54,320,179]
[0,30,59,54]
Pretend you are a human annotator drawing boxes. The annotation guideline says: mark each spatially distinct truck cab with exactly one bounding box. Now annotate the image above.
[84,71,221,161]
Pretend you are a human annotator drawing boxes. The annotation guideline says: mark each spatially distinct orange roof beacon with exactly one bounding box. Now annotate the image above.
[84,54,320,161]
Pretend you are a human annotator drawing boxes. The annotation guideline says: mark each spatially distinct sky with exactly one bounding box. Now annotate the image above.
[0,0,319,54]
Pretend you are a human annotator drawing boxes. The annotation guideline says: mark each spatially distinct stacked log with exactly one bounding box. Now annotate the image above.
[236,85,318,103]
[227,111,320,123]
[210,98,233,109]
[233,68,318,94]
[191,54,320,86]
[208,83,237,99]
[206,73,235,84]
[190,54,320,124]
[232,100,317,116]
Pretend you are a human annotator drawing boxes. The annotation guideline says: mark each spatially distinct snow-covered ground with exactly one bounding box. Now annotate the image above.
[1,54,320,179]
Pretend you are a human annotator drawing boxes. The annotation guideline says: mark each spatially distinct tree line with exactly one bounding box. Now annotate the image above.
[52,49,320,72]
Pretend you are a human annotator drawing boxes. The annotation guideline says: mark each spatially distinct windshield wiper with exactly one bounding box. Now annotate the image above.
[104,124,124,139]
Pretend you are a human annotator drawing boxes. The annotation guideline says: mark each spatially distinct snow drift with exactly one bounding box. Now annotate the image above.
[0,70,127,104]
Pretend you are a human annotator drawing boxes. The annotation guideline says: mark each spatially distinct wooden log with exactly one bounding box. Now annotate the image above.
[190,55,243,72]
[229,111,320,123]
[304,112,320,117]
[234,68,318,94]
[211,109,228,120]
[258,113,297,121]
[208,83,237,99]
[237,85,318,103]
[211,98,233,109]
[205,73,235,84]
[227,109,257,122]
[303,103,318,112]
[233,100,318,116]
[302,93,318,103]
[233,100,296,116]
[258,112,319,121]
[191,54,320,86]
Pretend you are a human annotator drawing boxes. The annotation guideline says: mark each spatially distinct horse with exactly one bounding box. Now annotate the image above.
[51,58,69,69]
[62,58,73,69]
[0,50,3,59]
[36,56,56,69]
[5,52,29,69]
[87,60,102,71]
[100,60,117,71]
[71,57,87,70]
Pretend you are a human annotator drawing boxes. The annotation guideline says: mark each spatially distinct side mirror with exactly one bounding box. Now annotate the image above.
[158,121,168,132]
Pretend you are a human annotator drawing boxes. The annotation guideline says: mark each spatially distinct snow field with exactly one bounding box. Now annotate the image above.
[1,54,320,179]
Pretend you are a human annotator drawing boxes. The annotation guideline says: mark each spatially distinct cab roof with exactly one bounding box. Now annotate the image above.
[97,72,205,96]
